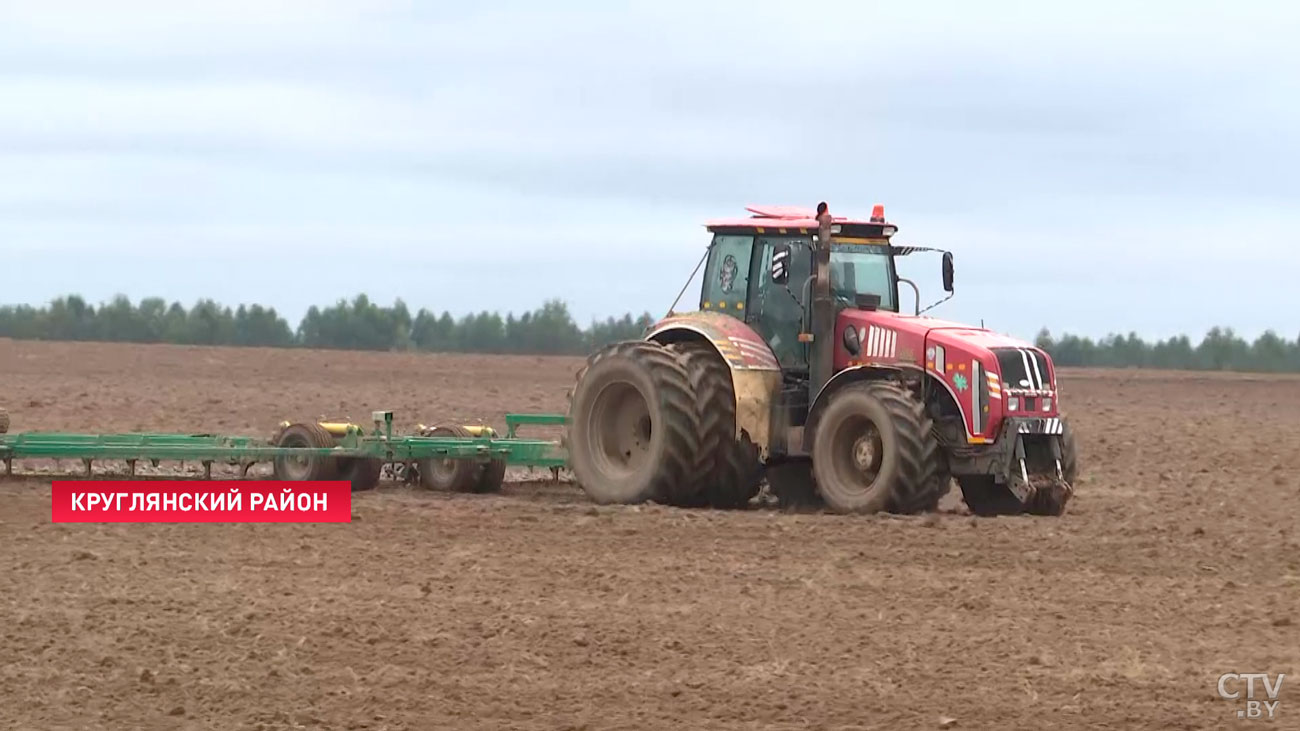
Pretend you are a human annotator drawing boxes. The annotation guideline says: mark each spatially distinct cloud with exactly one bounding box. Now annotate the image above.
[1,1,1297,338]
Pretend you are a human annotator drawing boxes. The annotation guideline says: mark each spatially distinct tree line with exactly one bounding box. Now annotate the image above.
[0,294,655,355]
[1,294,1298,373]
[1034,327,1300,373]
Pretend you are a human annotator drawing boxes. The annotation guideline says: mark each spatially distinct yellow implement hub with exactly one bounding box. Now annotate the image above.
[415,423,496,437]
[317,422,358,437]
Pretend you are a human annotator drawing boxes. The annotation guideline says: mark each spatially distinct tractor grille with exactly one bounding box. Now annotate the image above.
[993,347,1051,391]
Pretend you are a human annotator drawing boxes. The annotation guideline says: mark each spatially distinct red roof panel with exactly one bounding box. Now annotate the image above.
[706,204,886,230]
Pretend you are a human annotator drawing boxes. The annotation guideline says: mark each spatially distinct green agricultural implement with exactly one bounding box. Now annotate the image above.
[0,407,568,492]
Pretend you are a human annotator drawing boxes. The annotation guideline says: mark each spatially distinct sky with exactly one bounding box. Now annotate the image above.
[1,0,1297,342]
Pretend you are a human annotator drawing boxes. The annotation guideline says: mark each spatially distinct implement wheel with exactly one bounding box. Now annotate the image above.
[273,423,339,481]
[565,340,700,505]
[418,425,481,492]
[810,382,931,514]
[476,458,507,493]
[338,458,382,492]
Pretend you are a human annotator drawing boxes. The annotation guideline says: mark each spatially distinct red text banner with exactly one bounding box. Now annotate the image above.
[50,481,351,523]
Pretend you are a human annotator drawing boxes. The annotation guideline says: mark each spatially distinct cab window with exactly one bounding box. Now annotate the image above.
[829,244,897,311]
[700,235,753,312]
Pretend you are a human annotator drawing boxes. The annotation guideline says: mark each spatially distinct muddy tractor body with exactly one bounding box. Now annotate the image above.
[564,203,1077,515]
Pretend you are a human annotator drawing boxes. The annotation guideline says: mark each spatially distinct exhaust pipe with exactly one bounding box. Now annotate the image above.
[810,202,835,396]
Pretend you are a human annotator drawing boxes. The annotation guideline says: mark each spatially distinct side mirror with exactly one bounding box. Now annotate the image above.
[941,251,954,293]
[771,243,791,285]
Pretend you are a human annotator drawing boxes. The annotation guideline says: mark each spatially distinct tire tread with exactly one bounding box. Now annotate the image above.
[668,342,762,509]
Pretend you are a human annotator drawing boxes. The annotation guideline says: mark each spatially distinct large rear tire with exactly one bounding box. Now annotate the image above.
[0,408,8,434]
[565,341,701,505]
[667,342,762,509]
[273,423,339,482]
[810,381,931,514]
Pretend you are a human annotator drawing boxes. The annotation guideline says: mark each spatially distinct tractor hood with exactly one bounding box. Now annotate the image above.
[835,308,1058,443]
[837,310,1037,351]
[835,309,1055,390]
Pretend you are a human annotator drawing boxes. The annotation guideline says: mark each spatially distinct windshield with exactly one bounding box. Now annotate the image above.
[828,245,896,311]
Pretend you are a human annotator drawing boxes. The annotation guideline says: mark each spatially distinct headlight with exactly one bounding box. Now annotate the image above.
[1042,397,1052,412]
[842,325,860,355]
[1007,396,1019,411]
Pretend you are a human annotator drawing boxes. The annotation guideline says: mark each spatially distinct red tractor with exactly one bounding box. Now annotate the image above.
[563,203,1077,515]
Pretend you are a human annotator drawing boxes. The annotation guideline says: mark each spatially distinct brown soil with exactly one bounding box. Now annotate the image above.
[1,339,1297,730]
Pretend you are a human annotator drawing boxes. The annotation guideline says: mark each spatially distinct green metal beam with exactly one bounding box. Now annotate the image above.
[504,413,565,438]
[0,413,570,471]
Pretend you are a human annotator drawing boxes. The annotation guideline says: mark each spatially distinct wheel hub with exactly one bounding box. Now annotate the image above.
[588,382,652,478]
[431,458,457,480]
[825,413,885,495]
[852,433,879,473]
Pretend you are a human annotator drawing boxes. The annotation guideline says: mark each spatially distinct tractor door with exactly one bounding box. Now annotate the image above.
[746,236,811,371]
[700,234,754,315]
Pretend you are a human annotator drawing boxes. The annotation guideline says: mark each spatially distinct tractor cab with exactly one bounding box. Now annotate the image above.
[697,204,946,371]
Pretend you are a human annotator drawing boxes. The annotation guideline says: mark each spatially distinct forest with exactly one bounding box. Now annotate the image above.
[2,295,1298,373]
[0,295,653,355]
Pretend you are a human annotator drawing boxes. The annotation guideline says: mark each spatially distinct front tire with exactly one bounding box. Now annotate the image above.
[565,341,701,505]
[889,424,951,514]
[810,382,932,514]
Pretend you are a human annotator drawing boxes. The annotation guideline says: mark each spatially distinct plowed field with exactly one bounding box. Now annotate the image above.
[1,339,1297,730]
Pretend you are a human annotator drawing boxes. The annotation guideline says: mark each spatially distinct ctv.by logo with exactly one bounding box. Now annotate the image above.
[1217,672,1285,720]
